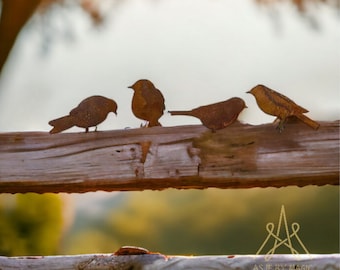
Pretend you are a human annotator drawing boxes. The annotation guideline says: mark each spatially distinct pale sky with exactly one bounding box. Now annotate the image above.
[0,0,339,133]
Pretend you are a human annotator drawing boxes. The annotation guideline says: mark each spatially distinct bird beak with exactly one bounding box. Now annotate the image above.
[128,85,133,89]
[246,90,251,93]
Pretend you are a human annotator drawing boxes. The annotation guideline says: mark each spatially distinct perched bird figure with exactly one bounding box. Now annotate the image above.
[128,79,165,127]
[247,84,319,131]
[168,97,247,131]
[49,95,117,134]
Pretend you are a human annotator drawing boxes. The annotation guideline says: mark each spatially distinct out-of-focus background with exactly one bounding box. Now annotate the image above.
[0,0,339,256]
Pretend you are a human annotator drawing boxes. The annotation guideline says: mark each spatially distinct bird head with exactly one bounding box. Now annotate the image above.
[238,97,248,110]
[229,97,247,110]
[128,79,155,92]
[246,84,265,96]
[109,100,118,115]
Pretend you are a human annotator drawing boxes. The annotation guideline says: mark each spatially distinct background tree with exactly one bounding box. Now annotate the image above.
[0,193,63,256]
[0,0,104,77]
[0,0,338,79]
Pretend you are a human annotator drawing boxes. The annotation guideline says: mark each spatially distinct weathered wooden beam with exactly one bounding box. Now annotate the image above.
[0,121,338,193]
[0,253,338,269]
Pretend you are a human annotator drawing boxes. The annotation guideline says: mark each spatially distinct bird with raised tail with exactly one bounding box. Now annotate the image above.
[168,97,247,132]
[49,95,117,134]
[247,84,319,132]
[128,79,165,127]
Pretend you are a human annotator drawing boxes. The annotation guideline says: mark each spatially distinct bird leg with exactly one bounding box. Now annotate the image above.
[275,118,287,133]
[94,126,98,132]
[140,121,149,128]
[85,127,89,133]
[273,117,280,125]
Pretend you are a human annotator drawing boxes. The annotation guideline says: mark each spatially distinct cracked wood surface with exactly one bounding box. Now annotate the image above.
[0,121,338,193]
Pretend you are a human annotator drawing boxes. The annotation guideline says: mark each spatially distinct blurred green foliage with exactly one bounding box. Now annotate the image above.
[0,193,63,256]
[0,186,338,256]
[62,185,339,255]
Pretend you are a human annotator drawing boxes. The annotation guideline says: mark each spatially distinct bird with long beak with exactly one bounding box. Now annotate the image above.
[169,97,247,132]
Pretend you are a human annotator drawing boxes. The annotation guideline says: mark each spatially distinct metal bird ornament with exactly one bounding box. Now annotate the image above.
[169,97,247,132]
[247,84,319,132]
[128,79,165,127]
[49,95,118,134]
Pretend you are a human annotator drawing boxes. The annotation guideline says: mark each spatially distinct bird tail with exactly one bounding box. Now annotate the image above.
[48,115,75,134]
[168,110,193,116]
[295,114,320,130]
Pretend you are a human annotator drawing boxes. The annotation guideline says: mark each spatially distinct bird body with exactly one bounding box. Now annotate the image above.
[128,79,165,127]
[169,97,247,131]
[49,95,117,134]
[247,84,319,131]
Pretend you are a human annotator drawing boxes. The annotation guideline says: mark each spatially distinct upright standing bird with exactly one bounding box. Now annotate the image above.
[168,97,247,131]
[247,84,319,131]
[49,95,118,134]
[128,79,165,127]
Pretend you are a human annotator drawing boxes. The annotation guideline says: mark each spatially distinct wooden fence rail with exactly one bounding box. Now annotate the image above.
[0,253,339,270]
[0,121,339,193]
[0,121,339,269]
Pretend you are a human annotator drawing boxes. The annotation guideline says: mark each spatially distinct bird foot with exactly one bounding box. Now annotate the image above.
[275,119,286,133]
[140,122,149,128]
[275,124,284,133]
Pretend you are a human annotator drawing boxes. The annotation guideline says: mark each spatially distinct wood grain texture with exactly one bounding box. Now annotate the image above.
[0,121,338,193]
[0,253,338,270]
